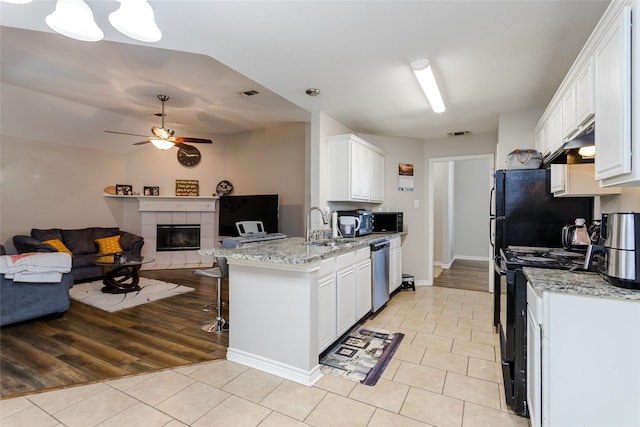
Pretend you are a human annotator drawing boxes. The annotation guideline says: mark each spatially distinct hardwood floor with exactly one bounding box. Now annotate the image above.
[0,268,229,398]
[433,259,490,292]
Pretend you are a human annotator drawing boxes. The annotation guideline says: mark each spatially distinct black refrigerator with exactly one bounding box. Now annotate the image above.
[491,168,593,252]
[491,168,593,416]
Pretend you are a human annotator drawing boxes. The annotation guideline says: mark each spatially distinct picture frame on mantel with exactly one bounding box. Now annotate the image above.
[144,186,160,196]
[116,184,133,195]
[175,179,199,196]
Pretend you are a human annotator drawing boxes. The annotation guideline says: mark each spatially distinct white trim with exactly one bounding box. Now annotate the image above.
[428,153,495,292]
[226,348,324,387]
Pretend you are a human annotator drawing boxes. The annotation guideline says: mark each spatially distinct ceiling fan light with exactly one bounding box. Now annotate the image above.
[109,0,162,42]
[411,58,446,113]
[151,127,174,139]
[45,0,103,42]
[150,138,174,150]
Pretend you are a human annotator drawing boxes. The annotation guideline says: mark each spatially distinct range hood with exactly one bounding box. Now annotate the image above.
[544,123,595,166]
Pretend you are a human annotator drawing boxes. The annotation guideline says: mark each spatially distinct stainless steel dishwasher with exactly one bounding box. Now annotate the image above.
[370,240,390,313]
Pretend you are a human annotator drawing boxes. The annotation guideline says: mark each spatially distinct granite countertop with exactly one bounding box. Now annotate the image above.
[524,267,640,302]
[198,233,402,265]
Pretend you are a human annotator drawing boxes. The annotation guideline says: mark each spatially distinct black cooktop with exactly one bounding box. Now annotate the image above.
[500,246,586,270]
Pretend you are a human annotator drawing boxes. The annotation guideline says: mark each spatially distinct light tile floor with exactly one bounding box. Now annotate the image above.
[0,286,530,427]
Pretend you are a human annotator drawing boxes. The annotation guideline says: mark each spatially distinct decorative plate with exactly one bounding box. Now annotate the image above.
[216,180,233,195]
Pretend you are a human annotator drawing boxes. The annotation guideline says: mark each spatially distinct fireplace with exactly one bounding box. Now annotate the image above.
[156,224,201,251]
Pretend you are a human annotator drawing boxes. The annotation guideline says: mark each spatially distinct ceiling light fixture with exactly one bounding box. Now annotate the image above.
[410,58,446,113]
[1,0,33,4]
[45,0,104,42]
[150,138,174,150]
[109,0,162,42]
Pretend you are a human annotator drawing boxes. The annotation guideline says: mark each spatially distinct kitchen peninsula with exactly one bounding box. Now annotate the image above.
[199,235,400,386]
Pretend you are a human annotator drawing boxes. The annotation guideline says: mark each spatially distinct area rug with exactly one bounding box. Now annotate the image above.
[69,278,194,312]
[320,325,404,386]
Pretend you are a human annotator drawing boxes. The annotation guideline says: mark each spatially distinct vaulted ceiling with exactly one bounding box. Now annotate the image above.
[0,1,610,152]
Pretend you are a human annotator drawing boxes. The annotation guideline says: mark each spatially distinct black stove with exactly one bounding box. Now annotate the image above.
[493,245,587,418]
[500,246,586,271]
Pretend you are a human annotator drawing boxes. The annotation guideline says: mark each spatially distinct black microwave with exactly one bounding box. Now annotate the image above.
[372,212,403,233]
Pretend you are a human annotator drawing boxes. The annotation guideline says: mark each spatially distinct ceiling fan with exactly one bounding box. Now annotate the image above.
[105,94,213,149]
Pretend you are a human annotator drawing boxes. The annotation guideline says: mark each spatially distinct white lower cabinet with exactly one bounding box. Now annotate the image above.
[319,246,374,352]
[355,247,372,319]
[336,251,357,337]
[318,257,337,353]
[526,282,640,427]
[388,236,402,293]
[526,284,543,427]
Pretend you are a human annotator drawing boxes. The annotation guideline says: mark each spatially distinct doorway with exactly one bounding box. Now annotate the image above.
[428,154,495,292]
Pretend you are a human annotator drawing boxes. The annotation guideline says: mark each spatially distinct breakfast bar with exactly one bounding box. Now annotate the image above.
[199,235,394,385]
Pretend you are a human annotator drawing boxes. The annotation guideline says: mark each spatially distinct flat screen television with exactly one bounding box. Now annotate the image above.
[218,194,279,237]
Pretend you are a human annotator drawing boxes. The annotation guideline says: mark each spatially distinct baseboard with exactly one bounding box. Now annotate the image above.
[226,347,323,387]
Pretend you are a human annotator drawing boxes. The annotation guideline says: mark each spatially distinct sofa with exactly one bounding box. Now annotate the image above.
[13,227,144,282]
[0,245,74,326]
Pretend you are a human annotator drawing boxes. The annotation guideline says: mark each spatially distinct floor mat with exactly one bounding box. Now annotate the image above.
[320,325,404,386]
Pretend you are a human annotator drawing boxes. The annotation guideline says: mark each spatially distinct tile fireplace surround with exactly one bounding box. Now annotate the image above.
[135,196,217,270]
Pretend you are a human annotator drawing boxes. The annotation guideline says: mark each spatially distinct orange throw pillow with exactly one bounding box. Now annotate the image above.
[43,238,72,255]
[95,235,123,254]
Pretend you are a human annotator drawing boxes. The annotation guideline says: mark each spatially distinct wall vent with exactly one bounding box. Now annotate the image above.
[447,130,471,137]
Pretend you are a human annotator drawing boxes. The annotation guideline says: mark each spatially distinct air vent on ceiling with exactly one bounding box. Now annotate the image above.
[240,90,259,96]
[447,130,471,137]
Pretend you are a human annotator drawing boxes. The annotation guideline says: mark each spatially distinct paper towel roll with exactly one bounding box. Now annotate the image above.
[331,211,339,238]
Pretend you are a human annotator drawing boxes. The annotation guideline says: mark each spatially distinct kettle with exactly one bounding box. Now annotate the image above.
[585,212,640,289]
[562,218,591,251]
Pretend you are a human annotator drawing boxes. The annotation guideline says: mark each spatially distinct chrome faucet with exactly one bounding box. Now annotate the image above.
[305,206,329,242]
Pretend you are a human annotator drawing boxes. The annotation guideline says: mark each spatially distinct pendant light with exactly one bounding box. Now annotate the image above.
[45,0,104,42]
[109,0,162,42]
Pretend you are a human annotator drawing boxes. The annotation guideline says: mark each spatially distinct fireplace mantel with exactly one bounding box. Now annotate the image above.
[103,194,218,212]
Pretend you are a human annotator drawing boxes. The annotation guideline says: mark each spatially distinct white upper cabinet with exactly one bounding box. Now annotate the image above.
[562,86,577,138]
[327,134,385,203]
[548,104,563,154]
[550,163,621,197]
[594,5,634,184]
[576,57,595,127]
[537,0,638,188]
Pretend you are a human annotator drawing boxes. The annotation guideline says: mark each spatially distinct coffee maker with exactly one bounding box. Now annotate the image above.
[585,212,640,289]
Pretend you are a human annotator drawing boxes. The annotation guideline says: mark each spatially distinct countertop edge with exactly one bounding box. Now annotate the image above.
[523,267,640,302]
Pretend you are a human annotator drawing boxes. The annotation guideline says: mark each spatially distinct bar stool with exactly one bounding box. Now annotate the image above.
[193,256,229,333]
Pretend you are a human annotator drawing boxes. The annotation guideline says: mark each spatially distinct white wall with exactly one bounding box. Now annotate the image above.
[223,123,307,238]
[0,136,126,247]
[426,132,497,284]
[496,107,544,169]
[600,187,640,213]
[453,157,492,260]
[433,161,453,266]
[0,123,307,250]
[358,133,426,283]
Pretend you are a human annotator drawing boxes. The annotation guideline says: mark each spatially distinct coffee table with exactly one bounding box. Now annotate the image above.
[94,254,154,294]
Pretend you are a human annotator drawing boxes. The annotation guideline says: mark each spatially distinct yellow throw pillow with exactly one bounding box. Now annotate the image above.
[95,235,123,254]
[43,238,73,255]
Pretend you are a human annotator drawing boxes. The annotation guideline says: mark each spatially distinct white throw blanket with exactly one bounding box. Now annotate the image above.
[0,252,72,283]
